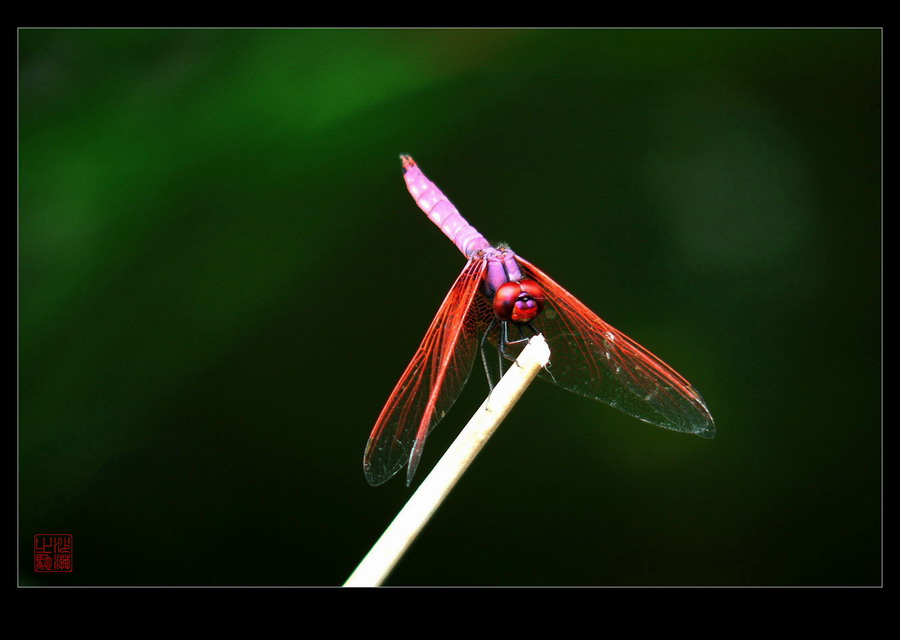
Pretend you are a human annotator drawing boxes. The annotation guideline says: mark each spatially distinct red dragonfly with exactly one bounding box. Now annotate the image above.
[364,156,714,486]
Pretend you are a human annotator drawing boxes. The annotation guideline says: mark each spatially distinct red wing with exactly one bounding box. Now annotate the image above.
[515,256,715,438]
[364,258,490,486]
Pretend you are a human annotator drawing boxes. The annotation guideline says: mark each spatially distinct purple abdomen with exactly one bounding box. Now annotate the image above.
[401,155,492,258]
[401,155,523,294]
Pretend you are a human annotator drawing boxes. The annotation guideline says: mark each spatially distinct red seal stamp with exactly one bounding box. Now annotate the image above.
[34,534,73,573]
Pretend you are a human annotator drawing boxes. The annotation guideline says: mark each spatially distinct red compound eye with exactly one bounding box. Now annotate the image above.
[492,279,545,324]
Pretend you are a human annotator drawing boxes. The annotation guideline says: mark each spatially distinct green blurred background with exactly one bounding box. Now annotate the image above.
[19,28,880,586]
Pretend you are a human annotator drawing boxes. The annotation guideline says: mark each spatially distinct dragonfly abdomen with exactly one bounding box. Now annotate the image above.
[401,155,491,258]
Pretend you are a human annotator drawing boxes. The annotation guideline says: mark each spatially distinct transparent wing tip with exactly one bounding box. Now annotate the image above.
[695,420,716,439]
[691,407,716,439]
[404,440,425,487]
[363,445,404,487]
[363,463,388,487]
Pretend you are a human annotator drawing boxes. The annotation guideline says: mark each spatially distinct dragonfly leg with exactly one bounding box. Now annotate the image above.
[497,321,508,377]
[498,321,528,361]
[501,322,534,348]
[498,321,551,378]
[520,321,558,383]
[492,321,543,386]
[480,318,498,392]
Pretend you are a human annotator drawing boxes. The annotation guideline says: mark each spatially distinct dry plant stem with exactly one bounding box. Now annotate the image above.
[344,334,551,587]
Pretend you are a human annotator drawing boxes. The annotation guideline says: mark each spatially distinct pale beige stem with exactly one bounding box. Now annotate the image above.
[344,334,551,587]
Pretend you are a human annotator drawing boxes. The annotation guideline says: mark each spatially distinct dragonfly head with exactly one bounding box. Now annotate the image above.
[492,279,545,324]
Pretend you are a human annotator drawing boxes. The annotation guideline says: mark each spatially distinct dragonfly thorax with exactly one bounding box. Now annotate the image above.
[492,279,545,324]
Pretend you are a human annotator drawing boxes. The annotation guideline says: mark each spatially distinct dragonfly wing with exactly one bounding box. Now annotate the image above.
[515,256,715,438]
[364,258,489,486]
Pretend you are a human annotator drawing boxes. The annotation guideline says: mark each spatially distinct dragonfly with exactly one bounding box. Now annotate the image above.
[364,155,714,486]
